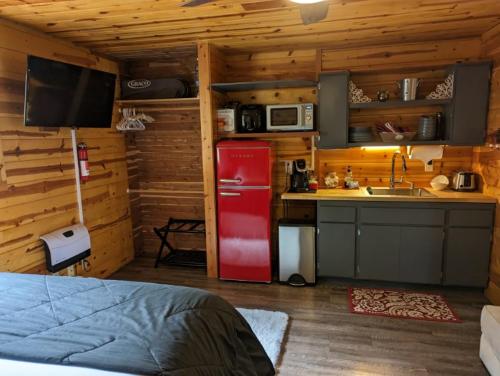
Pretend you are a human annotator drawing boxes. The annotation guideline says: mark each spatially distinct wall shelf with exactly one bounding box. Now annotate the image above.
[219,131,319,139]
[347,140,447,147]
[349,98,452,109]
[211,80,317,93]
[115,97,200,106]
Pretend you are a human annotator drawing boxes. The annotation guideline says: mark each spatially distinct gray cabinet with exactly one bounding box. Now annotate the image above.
[316,201,494,287]
[357,225,443,284]
[318,71,349,149]
[317,202,356,278]
[448,62,491,145]
[444,228,491,287]
[317,222,355,278]
[399,227,443,284]
[358,225,400,281]
[444,207,494,287]
[317,62,492,148]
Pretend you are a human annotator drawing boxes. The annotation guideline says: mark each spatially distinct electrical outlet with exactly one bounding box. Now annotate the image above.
[67,265,76,277]
[283,160,293,175]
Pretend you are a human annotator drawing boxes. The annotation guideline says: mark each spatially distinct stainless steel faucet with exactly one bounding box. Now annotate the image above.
[389,151,410,189]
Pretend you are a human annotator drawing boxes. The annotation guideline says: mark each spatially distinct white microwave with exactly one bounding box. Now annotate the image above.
[266,103,314,131]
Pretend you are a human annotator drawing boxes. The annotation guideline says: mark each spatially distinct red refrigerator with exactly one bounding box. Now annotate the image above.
[216,140,272,283]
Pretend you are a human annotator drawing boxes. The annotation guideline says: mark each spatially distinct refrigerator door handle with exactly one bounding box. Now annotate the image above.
[220,192,241,197]
[219,178,242,184]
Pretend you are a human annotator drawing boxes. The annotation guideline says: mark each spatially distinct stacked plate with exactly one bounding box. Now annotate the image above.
[349,126,373,143]
[417,116,437,140]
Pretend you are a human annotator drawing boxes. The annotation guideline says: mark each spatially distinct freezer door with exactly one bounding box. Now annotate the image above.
[217,188,272,282]
[216,143,272,187]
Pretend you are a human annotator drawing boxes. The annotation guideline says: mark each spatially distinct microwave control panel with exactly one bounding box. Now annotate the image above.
[304,104,314,128]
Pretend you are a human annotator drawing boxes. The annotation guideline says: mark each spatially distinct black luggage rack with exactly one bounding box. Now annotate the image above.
[154,219,206,268]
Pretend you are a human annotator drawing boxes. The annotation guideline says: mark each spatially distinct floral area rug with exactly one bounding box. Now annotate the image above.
[348,287,461,323]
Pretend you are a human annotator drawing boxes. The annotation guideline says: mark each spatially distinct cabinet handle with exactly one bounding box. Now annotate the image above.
[357,228,361,236]
[220,192,241,197]
[219,178,241,184]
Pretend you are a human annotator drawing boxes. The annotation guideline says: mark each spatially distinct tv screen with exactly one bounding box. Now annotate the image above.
[24,55,116,128]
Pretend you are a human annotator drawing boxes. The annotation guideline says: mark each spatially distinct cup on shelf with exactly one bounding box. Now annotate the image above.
[417,115,437,140]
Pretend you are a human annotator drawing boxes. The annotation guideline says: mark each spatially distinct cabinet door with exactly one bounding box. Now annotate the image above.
[358,225,400,281]
[317,223,355,278]
[448,62,491,145]
[444,228,492,287]
[318,71,349,149]
[399,227,443,284]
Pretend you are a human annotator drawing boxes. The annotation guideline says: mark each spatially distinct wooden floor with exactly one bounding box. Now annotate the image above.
[112,258,490,376]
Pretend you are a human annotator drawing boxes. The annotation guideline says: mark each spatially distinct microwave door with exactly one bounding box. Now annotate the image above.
[269,107,298,130]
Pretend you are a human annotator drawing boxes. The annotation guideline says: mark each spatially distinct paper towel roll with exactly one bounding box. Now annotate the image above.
[408,145,444,171]
[409,145,444,162]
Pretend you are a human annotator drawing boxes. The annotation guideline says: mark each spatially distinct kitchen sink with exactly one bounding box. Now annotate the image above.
[366,187,437,198]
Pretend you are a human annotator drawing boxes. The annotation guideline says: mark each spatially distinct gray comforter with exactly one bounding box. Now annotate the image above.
[0,273,274,375]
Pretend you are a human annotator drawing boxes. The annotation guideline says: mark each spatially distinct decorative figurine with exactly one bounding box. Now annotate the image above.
[377,90,390,102]
[324,172,339,188]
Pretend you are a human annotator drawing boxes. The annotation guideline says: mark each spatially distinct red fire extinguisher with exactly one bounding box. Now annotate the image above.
[77,143,90,183]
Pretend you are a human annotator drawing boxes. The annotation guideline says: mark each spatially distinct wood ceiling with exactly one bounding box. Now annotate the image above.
[1,0,500,60]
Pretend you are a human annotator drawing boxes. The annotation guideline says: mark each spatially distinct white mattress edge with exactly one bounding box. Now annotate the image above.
[0,358,139,376]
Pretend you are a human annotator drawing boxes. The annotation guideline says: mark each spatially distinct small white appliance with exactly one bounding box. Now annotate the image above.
[217,108,237,133]
[41,224,91,273]
[451,171,477,191]
[266,103,314,131]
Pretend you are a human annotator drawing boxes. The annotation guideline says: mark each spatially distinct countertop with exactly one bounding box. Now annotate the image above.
[281,187,497,204]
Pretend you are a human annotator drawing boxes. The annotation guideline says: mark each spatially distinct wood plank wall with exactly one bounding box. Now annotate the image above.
[123,98,204,258]
[121,58,204,258]
[473,24,500,304]
[222,50,319,260]
[214,40,483,269]
[0,21,134,277]
[319,39,484,186]
[319,147,473,188]
[198,42,226,277]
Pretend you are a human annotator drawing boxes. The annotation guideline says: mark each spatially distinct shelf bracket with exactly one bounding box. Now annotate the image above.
[311,135,317,171]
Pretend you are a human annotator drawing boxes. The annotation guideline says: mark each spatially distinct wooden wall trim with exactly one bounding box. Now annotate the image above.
[123,98,204,257]
[322,38,484,73]
[0,19,117,73]
[197,41,218,278]
[481,23,500,55]
[0,21,133,277]
[477,22,500,305]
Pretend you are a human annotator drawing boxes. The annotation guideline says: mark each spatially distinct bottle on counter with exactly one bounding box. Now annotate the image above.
[344,166,353,188]
[343,166,360,189]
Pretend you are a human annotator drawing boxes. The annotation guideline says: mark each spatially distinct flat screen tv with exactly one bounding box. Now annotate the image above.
[24,55,117,128]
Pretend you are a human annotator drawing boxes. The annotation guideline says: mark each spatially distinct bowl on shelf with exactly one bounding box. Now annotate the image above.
[430,175,449,191]
[379,131,416,143]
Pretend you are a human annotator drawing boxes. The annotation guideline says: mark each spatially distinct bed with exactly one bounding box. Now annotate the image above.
[0,273,274,375]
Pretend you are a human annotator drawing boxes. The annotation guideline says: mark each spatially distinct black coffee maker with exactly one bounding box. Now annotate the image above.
[289,159,310,192]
